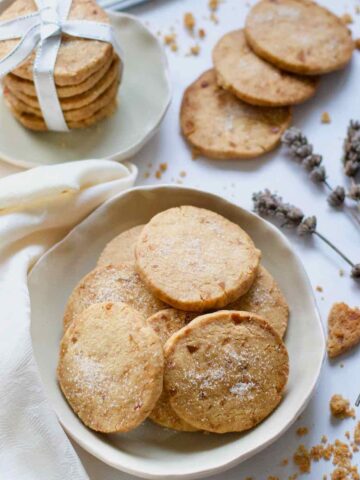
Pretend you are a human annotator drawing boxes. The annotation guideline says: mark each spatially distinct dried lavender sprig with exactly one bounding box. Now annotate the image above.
[253,190,360,279]
[343,120,360,178]
[282,127,360,225]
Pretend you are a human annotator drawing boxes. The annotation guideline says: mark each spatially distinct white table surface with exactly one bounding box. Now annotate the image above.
[1,0,360,478]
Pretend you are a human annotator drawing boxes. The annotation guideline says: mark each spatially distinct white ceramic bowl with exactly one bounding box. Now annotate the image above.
[0,12,171,168]
[29,186,325,479]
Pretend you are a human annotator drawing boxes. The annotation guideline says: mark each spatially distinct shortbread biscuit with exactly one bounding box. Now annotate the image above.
[0,0,114,86]
[180,70,291,159]
[164,311,289,433]
[135,206,261,312]
[4,54,115,99]
[228,265,289,338]
[58,302,164,433]
[4,76,119,122]
[245,0,354,75]
[63,263,166,331]
[5,96,117,131]
[148,309,198,431]
[213,30,318,107]
[97,225,144,268]
[327,302,360,358]
[4,57,121,111]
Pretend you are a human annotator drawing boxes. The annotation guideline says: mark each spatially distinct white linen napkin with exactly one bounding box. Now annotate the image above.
[0,160,137,480]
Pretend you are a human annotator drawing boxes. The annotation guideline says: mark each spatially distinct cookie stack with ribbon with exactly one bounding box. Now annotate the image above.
[58,206,290,435]
[0,0,123,132]
[181,0,354,160]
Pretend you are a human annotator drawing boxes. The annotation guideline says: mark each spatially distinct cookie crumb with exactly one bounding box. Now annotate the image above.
[322,435,328,444]
[184,12,195,31]
[143,172,150,179]
[209,0,219,11]
[179,170,187,178]
[316,285,323,292]
[356,6,360,14]
[296,427,309,436]
[210,12,219,23]
[268,477,279,480]
[189,45,200,55]
[327,303,360,358]
[330,394,355,419]
[341,13,353,24]
[281,458,289,466]
[321,112,331,124]
[198,28,206,38]
[339,269,345,277]
[293,444,311,473]
[159,162,168,172]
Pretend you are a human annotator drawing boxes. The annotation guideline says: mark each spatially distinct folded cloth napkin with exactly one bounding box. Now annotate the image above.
[0,160,137,480]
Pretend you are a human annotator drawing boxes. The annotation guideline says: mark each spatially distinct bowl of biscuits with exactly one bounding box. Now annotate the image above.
[29,185,325,478]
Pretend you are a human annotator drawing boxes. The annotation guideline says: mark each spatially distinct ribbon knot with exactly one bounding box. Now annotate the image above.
[39,6,62,40]
[0,0,123,132]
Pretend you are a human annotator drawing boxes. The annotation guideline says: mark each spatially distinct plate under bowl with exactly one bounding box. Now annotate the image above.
[29,186,325,479]
[0,12,171,168]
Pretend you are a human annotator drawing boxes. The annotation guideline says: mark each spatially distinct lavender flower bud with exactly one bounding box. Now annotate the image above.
[252,190,279,216]
[344,160,359,177]
[303,154,322,171]
[281,127,303,146]
[286,207,304,225]
[348,184,360,201]
[351,264,360,279]
[297,216,317,236]
[327,186,345,207]
[294,144,313,159]
[309,166,326,183]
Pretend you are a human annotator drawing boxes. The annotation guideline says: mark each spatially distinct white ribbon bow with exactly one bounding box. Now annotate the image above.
[0,0,123,131]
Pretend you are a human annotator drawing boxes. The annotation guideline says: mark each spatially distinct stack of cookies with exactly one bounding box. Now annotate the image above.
[58,206,290,434]
[181,0,354,160]
[0,0,122,131]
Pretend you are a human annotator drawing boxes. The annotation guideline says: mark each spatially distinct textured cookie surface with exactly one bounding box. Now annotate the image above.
[228,265,289,338]
[4,57,121,111]
[148,309,199,431]
[213,30,318,106]
[6,97,117,131]
[135,206,261,312]
[97,225,144,268]
[245,0,354,75]
[58,302,164,433]
[164,311,289,433]
[4,76,119,122]
[327,302,360,358]
[180,70,291,159]
[0,0,113,85]
[63,263,166,330]
[4,54,115,99]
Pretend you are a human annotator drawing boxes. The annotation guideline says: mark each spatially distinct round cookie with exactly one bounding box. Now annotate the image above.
[4,57,121,111]
[63,263,166,331]
[135,206,261,312]
[3,77,119,122]
[164,311,289,433]
[4,54,115,99]
[97,225,145,268]
[180,70,291,159]
[228,265,289,338]
[0,0,114,86]
[147,309,198,431]
[213,30,319,107]
[58,302,164,433]
[245,0,354,75]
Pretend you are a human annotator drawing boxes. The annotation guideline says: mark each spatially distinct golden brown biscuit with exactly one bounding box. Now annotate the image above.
[164,311,289,433]
[4,54,115,99]
[147,309,198,431]
[213,30,319,107]
[228,265,289,338]
[135,206,261,312]
[63,263,166,331]
[180,70,291,159]
[327,302,360,358]
[5,96,117,131]
[4,76,119,122]
[97,225,144,268]
[0,0,114,86]
[58,302,164,433]
[245,0,354,75]
[4,57,121,111]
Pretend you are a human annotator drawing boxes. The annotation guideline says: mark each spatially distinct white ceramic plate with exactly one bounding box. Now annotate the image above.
[29,186,325,479]
[0,13,171,168]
